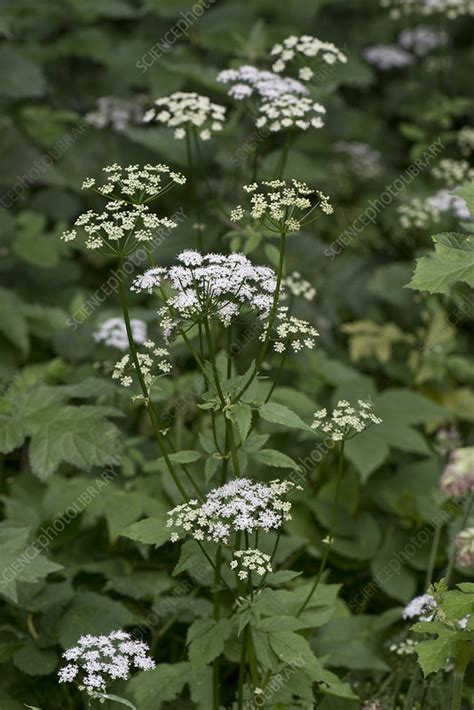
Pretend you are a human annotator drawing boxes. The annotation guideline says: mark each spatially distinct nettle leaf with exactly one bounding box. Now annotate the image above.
[0,524,62,603]
[187,617,232,669]
[0,287,29,354]
[120,514,170,548]
[251,448,299,470]
[259,402,312,432]
[408,232,474,294]
[128,662,190,709]
[416,636,458,677]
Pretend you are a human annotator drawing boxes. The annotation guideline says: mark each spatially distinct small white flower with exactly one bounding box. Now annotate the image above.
[93,317,147,351]
[144,92,226,140]
[403,594,436,621]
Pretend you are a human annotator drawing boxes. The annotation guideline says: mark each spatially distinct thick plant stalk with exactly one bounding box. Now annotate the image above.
[446,492,474,588]
[297,440,345,617]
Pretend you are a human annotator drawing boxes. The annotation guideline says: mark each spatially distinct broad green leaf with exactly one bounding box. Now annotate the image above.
[416,636,458,677]
[58,592,134,647]
[259,402,312,432]
[252,448,299,470]
[0,524,62,602]
[228,402,252,441]
[187,617,232,668]
[455,180,474,215]
[12,642,57,676]
[128,663,190,709]
[120,515,170,548]
[408,232,474,294]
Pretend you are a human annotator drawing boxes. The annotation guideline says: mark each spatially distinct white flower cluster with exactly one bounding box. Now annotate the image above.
[381,0,474,19]
[167,478,300,544]
[132,250,276,337]
[93,317,147,351]
[458,126,474,156]
[363,45,414,69]
[256,93,326,133]
[402,593,436,621]
[231,180,333,234]
[432,159,474,187]
[58,630,155,696]
[112,340,171,387]
[311,399,382,441]
[85,96,143,131]
[281,271,316,301]
[217,65,325,133]
[333,141,383,178]
[61,164,185,251]
[270,35,347,80]
[398,26,448,56]
[217,65,307,100]
[398,189,470,229]
[266,307,319,353]
[143,92,226,140]
[389,639,418,656]
[230,549,273,580]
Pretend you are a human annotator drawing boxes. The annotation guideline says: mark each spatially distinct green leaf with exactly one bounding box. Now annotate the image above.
[187,618,232,668]
[0,288,29,354]
[128,663,190,709]
[416,636,458,677]
[228,403,252,441]
[12,642,57,676]
[91,694,136,709]
[259,402,312,432]
[25,405,121,479]
[252,448,299,470]
[120,515,170,548]
[0,46,46,99]
[59,592,134,648]
[408,232,474,294]
[0,524,62,602]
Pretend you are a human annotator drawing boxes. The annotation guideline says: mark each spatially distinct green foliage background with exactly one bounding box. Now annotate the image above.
[0,0,473,708]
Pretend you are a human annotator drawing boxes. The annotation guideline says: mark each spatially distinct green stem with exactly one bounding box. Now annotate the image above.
[212,546,222,710]
[117,260,189,501]
[237,625,249,710]
[297,440,345,617]
[234,232,286,402]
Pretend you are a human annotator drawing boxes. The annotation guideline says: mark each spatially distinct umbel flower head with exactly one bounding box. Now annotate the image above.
[398,25,448,56]
[439,447,474,497]
[263,306,319,354]
[432,159,474,187]
[112,339,171,388]
[281,271,316,301]
[231,180,333,235]
[58,630,155,696]
[217,65,308,100]
[93,317,147,351]
[230,549,273,580]
[167,478,301,544]
[455,527,474,567]
[270,35,347,80]
[143,92,226,140]
[217,65,325,133]
[311,399,382,441]
[132,250,277,340]
[61,163,185,253]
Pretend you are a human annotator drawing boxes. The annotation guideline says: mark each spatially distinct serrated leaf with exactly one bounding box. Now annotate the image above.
[408,232,474,294]
[187,618,232,668]
[128,663,190,709]
[259,402,312,432]
[120,515,170,548]
[228,403,252,441]
[252,448,299,470]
